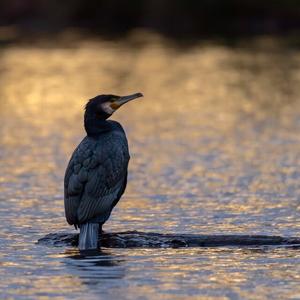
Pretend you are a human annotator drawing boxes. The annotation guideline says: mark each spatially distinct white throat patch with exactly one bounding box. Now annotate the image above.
[101,102,115,115]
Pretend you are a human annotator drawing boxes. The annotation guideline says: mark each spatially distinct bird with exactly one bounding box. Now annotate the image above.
[64,92,143,250]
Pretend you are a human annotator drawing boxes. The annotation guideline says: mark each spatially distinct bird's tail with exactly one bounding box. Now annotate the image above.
[78,223,99,250]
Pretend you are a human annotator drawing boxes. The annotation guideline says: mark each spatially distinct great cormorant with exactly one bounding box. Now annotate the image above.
[64,93,143,250]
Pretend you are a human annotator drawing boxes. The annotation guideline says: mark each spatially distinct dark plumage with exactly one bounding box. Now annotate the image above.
[64,93,143,250]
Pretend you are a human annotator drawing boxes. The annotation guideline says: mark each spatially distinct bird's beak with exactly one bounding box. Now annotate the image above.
[112,92,143,109]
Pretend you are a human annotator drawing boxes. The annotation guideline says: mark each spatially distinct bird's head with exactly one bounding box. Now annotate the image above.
[85,92,143,120]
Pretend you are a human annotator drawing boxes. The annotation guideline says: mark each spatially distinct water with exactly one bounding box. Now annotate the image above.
[1,34,300,299]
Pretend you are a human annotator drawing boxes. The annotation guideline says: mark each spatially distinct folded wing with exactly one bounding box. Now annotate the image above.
[64,133,129,226]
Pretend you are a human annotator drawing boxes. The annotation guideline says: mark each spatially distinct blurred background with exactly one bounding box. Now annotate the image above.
[1,1,300,300]
[0,0,300,41]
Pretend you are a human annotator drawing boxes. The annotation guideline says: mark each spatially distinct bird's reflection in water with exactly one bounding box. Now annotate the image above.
[64,248,126,285]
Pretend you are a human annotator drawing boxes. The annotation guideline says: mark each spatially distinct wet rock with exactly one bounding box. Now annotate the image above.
[38,231,300,249]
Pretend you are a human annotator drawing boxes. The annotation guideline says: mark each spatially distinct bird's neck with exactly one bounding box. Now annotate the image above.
[84,117,112,137]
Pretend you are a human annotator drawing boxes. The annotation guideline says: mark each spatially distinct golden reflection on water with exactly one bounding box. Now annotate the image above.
[1,34,300,299]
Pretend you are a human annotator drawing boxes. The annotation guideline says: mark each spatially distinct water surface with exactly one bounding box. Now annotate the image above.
[1,35,300,299]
